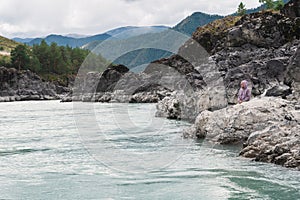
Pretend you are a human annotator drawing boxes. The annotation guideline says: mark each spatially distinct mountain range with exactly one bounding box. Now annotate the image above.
[12,0,291,48]
[11,12,225,70]
[12,11,227,49]
[12,26,169,48]
[81,12,226,70]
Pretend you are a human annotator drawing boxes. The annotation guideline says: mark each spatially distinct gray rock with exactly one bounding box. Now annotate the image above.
[0,67,61,101]
[184,97,300,168]
[156,96,182,119]
[130,93,160,103]
[266,85,292,98]
[285,44,300,101]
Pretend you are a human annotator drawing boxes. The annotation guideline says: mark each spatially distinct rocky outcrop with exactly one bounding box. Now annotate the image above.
[184,97,298,142]
[96,64,129,92]
[209,11,299,104]
[146,55,206,90]
[0,67,66,102]
[191,16,241,53]
[166,7,300,169]
[154,12,300,120]
[62,64,172,103]
[192,11,300,54]
[229,12,299,48]
[183,97,300,169]
[286,44,300,101]
[214,40,299,103]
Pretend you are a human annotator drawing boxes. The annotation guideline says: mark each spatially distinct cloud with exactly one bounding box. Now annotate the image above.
[0,0,261,38]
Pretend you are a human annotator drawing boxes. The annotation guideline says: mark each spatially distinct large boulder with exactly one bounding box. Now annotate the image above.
[96,64,129,92]
[145,55,206,91]
[155,89,228,121]
[240,121,300,169]
[156,95,182,119]
[183,97,300,169]
[265,84,292,98]
[155,58,228,121]
[289,45,300,82]
[286,44,300,101]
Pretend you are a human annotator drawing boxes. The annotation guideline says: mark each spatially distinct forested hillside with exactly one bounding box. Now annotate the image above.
[2,39,108,85]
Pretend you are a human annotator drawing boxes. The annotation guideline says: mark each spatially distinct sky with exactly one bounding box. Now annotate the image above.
[0,0,261,38]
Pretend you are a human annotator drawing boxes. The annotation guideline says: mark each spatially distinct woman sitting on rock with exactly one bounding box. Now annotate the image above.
[238,80,251,104]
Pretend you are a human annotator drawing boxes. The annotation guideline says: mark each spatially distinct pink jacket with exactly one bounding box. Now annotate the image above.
[238,80,251,102]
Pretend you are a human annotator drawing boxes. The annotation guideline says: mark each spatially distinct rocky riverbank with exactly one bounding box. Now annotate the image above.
[0,67,69,102]
[181,1,300,169]
[183,97,300,169]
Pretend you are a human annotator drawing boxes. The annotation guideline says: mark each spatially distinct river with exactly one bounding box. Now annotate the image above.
[0,101,299,199]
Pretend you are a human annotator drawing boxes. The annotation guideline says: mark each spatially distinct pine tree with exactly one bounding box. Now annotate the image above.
[259,0,273,9]
[11,45,30,70]
[19,40,93,82]
[274,0,285,10]
[237,2,247,16]
[49,42,64,74]
[33,40,50,73]
[28,54,41,73]
[259,0,284,10]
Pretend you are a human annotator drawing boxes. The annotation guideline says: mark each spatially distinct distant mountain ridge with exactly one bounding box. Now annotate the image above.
[12,26,170,48]
[12,37,34,43]
[82,12,226,70]
[106,26,169,38]
[64,33,89,38]
[25,33,111,47]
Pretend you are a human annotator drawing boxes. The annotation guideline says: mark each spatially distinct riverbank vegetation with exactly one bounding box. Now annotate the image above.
[2,40,109,86]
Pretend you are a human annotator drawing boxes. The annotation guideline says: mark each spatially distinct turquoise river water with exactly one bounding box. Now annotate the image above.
[0,101,299,200]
